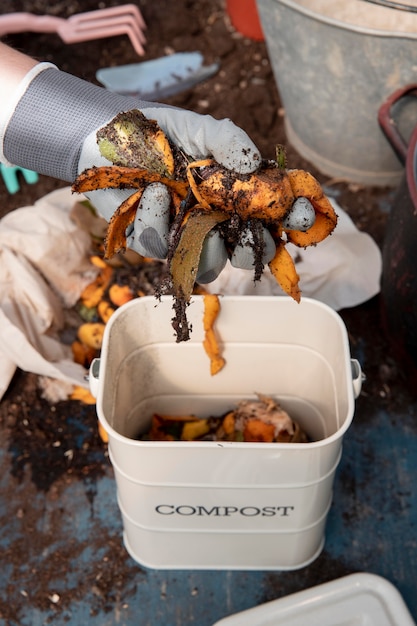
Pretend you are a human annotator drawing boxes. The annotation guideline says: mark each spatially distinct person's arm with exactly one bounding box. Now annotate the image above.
[0,42,311,282]
[0,42,260,183]
[0,42,38,101]
[0,42,266,280]
[0,43,57,169]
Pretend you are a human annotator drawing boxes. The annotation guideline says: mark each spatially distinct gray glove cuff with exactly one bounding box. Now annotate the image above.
[3,67,144,182]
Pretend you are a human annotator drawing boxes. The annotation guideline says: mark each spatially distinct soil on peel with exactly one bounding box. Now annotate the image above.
[0,0,413,622]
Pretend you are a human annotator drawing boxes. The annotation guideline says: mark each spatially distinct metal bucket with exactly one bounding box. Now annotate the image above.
[379,85,417,391]
[256,0,417,186]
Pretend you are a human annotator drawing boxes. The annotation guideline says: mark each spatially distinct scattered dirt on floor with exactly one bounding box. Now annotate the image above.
[0,0,414,621]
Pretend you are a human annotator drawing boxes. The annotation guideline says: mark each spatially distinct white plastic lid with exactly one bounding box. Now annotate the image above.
[213,573,416,626]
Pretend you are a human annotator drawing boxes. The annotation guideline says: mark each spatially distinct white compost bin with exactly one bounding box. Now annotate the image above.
[90,295,362,570]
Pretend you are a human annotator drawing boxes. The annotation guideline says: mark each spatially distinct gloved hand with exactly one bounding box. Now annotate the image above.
[77,101,270,282]
[1,63,313,283]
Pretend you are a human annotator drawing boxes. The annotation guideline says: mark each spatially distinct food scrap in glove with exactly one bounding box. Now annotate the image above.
[72,110,337,342]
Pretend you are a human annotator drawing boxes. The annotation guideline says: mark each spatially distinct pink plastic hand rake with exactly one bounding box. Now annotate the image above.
[0,5,147,55]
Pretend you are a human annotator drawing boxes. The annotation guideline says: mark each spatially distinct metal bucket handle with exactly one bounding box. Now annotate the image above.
[378,84,417,165]
[351,358,364,399]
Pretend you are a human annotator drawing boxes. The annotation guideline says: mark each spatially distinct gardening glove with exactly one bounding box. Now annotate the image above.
[0,64,313,282]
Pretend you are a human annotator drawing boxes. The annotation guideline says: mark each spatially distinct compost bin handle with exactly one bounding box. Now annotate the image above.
[89,357,100,398]
[378,84,417,165]
[351,359,365,399]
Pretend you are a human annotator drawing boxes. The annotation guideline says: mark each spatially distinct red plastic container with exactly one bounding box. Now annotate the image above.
[226,0,264,41]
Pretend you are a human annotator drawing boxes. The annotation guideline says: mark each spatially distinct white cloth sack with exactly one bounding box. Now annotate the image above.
[0,187,97,400]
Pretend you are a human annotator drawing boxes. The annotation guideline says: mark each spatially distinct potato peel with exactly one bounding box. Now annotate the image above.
[286,169,337,247]
[72,165,188,198]
[192,161,295,222]
[104,189,143,258]
[202,294,225,376]
[268,242,301,303]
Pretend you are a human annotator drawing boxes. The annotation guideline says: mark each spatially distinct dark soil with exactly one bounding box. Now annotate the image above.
[0,0,413,621]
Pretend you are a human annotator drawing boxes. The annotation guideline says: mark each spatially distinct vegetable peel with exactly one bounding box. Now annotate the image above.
[72,110,338,345]
[202,294,225,376]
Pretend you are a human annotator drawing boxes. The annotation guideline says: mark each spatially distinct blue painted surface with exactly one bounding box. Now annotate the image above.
[1,373,416,625]
[327,405,417,615]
